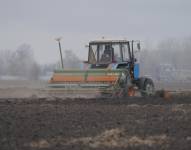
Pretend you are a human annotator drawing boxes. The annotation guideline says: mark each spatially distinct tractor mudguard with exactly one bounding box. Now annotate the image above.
[137,77,147,89]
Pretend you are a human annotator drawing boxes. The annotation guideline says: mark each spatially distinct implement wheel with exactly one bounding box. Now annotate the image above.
[116,71,132,98]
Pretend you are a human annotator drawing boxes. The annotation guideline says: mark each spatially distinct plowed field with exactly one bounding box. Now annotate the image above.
[0,96,191,150]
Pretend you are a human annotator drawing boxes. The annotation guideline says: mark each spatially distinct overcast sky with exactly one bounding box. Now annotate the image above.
[0,0,191,64]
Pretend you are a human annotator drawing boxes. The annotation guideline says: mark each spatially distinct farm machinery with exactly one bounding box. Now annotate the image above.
[49,39,155,97]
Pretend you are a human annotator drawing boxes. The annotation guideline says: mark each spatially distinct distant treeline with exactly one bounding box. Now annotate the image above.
[0,37,190,81]
[0,44,81,80]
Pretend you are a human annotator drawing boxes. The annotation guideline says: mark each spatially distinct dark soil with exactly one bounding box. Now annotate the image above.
[0,96,191,150]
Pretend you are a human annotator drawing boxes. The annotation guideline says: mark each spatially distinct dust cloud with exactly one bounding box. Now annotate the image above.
[140,37,191,82]
[62,50,82,69]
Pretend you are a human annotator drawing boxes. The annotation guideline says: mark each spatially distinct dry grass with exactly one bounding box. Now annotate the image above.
[171,104,191,114]
[29,139,50,148]
[28,128,168,148]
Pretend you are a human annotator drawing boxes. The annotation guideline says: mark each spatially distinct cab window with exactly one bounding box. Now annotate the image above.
[122,44,130,61]
[112,44,122,62]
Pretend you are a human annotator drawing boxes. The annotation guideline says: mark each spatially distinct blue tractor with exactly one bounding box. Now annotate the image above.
[87,39,155,96]
[50,39,155,97]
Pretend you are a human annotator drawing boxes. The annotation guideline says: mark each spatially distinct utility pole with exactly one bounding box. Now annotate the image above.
[55,37,64,69]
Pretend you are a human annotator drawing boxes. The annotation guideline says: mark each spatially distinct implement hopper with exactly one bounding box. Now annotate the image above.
[49,69,129,96]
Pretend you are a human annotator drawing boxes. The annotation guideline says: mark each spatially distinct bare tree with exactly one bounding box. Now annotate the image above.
[63,50,81,69]
[0,44,41,80]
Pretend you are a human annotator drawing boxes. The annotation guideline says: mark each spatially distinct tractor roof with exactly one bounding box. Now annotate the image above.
[89,39,129,44]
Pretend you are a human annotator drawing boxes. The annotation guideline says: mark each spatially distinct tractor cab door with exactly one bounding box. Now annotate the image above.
[88,43,113,69]
[121,43,131,62]
[99,44,112,64]
[112,42,131,63]
[112,44,122,62]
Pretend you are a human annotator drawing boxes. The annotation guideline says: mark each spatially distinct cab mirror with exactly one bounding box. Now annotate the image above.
[85,45,89,48]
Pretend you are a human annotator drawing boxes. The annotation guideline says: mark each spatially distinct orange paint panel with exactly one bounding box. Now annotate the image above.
[50,74,119,83]
[52,75,84,82]
[87,76,118,82]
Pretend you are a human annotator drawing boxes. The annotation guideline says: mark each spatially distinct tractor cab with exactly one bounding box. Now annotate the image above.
[87,40,140,80]
[88,40,132,65]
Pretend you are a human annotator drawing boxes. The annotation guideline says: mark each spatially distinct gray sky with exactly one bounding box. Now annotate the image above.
[0,0,191,64]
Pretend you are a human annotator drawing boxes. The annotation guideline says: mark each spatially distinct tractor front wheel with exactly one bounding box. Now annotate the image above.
[141,79,155,97]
